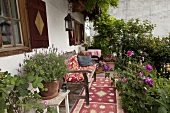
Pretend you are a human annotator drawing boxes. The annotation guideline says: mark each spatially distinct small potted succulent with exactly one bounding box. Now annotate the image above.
[21,45,68,99]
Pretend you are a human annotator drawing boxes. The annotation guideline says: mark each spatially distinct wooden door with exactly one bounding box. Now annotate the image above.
[27,0,49,48]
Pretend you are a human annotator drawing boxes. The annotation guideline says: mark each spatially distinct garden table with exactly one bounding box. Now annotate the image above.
[83,49,102,58]
[40,90,70,113]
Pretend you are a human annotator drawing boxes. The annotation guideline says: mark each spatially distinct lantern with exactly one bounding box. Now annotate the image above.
[64,13,74,31]
[0,21,11,36]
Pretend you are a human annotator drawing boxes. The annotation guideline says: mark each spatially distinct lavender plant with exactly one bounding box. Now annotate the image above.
[20,45,67,82]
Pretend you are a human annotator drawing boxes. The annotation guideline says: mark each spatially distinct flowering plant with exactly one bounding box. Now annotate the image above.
[104,54,116,62]
[20,45,67,82]
[98,61,106,67]
[107,50,170,113]
[98,61,111,71]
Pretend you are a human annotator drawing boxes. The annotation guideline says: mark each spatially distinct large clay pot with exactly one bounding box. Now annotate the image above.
[39,81,60,100]
[106,62,115,70]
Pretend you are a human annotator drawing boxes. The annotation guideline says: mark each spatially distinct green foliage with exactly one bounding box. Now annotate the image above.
[0,69,56,113]
[150,77,170,113]
[92,13,117,56]
[85,0,119,12]
[108,51,170,113]
[92,13,156,57]
[21,46,68,82]
[92,13,170,77]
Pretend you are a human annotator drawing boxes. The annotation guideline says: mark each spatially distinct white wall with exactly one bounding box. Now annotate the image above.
[0,0,84,75]
[109,0,170,37]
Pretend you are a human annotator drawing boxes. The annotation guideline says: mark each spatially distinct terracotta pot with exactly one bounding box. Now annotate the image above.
[39,81,60,100]
[106,62,115,70]
[96,67,103,74]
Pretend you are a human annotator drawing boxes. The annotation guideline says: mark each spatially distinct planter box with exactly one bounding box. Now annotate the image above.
[106,62,115,70]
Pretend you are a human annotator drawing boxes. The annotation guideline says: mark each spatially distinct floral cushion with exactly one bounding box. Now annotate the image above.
[67,55,79,70]
[64,55,96,82]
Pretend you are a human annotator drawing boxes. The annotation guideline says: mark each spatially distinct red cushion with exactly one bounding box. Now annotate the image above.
[65,55,96,82]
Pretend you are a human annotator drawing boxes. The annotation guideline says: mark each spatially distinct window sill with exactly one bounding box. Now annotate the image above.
[0,46,31,57]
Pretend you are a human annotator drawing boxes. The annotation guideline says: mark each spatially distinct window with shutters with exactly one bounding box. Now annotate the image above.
[0,0,49,57]
[74,20,84,45]
[68,20,84,46]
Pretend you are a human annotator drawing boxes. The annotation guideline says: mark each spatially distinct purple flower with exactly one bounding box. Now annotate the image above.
[143,76,154,87]
[103,64,110,71]
[145,64,153,71]
[52,44,54,48]
[138,72,143,77]
[122,77,126,82]
[19,63,22,67]
[17,68,21,73]
[127,51,134,56]
[23,52,26,56]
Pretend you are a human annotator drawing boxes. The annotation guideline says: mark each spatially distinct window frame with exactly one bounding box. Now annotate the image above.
[0,0,31,57]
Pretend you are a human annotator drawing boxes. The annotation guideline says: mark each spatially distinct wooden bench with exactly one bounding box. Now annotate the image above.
[62,50,98,106]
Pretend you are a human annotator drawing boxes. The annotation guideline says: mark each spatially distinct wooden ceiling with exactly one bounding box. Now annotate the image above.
[69,0,86,13]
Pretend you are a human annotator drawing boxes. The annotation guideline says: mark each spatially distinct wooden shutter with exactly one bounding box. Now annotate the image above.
[74,21,79,44]
[27,0,49,48]
[68,31,75,46]
[80,24,84,43]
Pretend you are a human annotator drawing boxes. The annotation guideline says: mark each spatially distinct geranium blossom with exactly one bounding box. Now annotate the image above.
[127,51,134,56]
[122,77,127,82]
[145,64,153,71]
[138,72,143,77]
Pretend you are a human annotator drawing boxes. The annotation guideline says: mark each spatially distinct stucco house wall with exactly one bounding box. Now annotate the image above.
[0,0,84,75]
[109,0,170,37]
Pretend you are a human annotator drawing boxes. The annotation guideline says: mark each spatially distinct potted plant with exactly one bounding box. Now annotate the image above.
[104,53,117,70]
[21,45,68,99]
[0,69,57,113]
[96,61,105,73]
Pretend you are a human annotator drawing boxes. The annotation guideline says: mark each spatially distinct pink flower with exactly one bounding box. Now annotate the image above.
[44,100,48,106]
[127,51,134,56]
[142,57,144,61]
[145,64,153,71]
[104,54,116,61]
[122,77,126,82]
[138,72,143,77]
